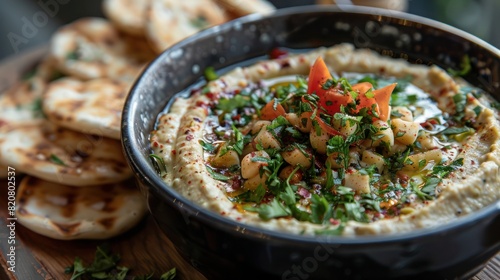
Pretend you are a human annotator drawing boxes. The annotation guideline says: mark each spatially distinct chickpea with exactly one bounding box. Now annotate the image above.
[253,127,281,149]
[241,150,270,179]
[251,120,271,134]
[281,146,312,168]
[371,120,394,147]
[279,165,303,184]
[211,143,240,168]
[243,173,268,191]
[392,106,413,121]
[310,129,329,154]
[286,112,312,133]
[392,118,420,146]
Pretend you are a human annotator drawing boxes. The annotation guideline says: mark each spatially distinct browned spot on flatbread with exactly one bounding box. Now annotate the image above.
[98,217,116,230]
[17,207,28,215]
[70,100,85,111]
[52,221,81,235]
[60,192,76,218]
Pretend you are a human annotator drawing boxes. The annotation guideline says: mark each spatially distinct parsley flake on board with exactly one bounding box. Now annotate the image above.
[65,246,177,280]
[49,154,66,166]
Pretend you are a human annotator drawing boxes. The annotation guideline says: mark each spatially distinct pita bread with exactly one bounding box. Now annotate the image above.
[49,17,151,82]
[0,121,132,186]
[43,78,129,140]
[0,57,60,133]
[146,0,228,53]
[213,0,275,17]
[0,81,45,134]
[103,0,149,35]
[16,176,147,240]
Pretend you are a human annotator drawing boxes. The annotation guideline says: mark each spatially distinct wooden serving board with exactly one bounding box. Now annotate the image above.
[0,45,498,280]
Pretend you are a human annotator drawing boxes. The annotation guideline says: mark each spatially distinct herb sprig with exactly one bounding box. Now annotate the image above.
[65,245,176,280]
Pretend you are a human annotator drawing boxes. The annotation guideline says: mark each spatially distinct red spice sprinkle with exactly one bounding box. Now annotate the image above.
[172,150,177,155]
[329,218,340,225]
[152,141,159,147]
[269,47,289,59]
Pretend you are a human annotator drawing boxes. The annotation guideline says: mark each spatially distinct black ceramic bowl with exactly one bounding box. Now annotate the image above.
[122,5,500,280]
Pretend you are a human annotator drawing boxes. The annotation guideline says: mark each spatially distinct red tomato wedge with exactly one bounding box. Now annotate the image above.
[352,82,377,116]
[261,99,286,120]
[306,57,396,121]
[351,82,373,94]
[351,82,396,121]
[307,57,331,95]
[307,57,353,115]
[373,83,397,121]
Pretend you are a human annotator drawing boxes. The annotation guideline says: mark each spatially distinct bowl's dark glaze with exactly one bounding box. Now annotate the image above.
[122,6,500,280]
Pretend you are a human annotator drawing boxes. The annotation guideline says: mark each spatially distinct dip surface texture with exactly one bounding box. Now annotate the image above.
[151,44,500,236]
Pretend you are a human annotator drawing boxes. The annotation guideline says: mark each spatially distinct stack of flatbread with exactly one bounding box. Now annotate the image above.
[0,0,274,240]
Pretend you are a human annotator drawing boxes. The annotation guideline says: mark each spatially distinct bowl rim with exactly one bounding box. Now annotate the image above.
[122,4,500,245]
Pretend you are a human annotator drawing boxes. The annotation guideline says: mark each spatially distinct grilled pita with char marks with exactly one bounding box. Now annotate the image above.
[16,176,147,240]
[146,0,228,53]
[0,57,61,134]
[213,0,275,17]
[103,0,150,36]
[49,17,152,82]
[0,81,45,134]
[0,121,131,186]
[43,78,130,140]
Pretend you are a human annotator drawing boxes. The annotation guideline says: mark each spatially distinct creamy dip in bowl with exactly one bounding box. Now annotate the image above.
[122,6,500,279]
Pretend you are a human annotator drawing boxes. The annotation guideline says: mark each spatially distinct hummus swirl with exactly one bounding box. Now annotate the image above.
[151,43,500,236]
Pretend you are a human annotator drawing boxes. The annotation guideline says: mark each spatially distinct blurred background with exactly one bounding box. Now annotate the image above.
[0,0,499,60]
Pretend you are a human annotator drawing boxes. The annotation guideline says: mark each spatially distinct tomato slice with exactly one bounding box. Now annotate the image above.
[306,57,396,121]
[307,57,353,115]
[351,82,373,93]
[373,83,396,121]
[261,99,286,120]
[352,82,377,115]
[350,82,396,121]
[321,89,353,115]
[307,57,332,96]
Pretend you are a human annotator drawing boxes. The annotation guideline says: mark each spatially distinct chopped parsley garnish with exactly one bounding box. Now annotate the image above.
[190,15,208,28]
[194,69,475,235]
[149,154,166,175]
[199,140,216,153]
[206,165,230,181]
[65,245,176,280]
[216,95,249,112]
[447,55,471,77]
[49,154,66,166]
[203,66,218,81]
[32,97,46,119]
[66,50,79,60]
